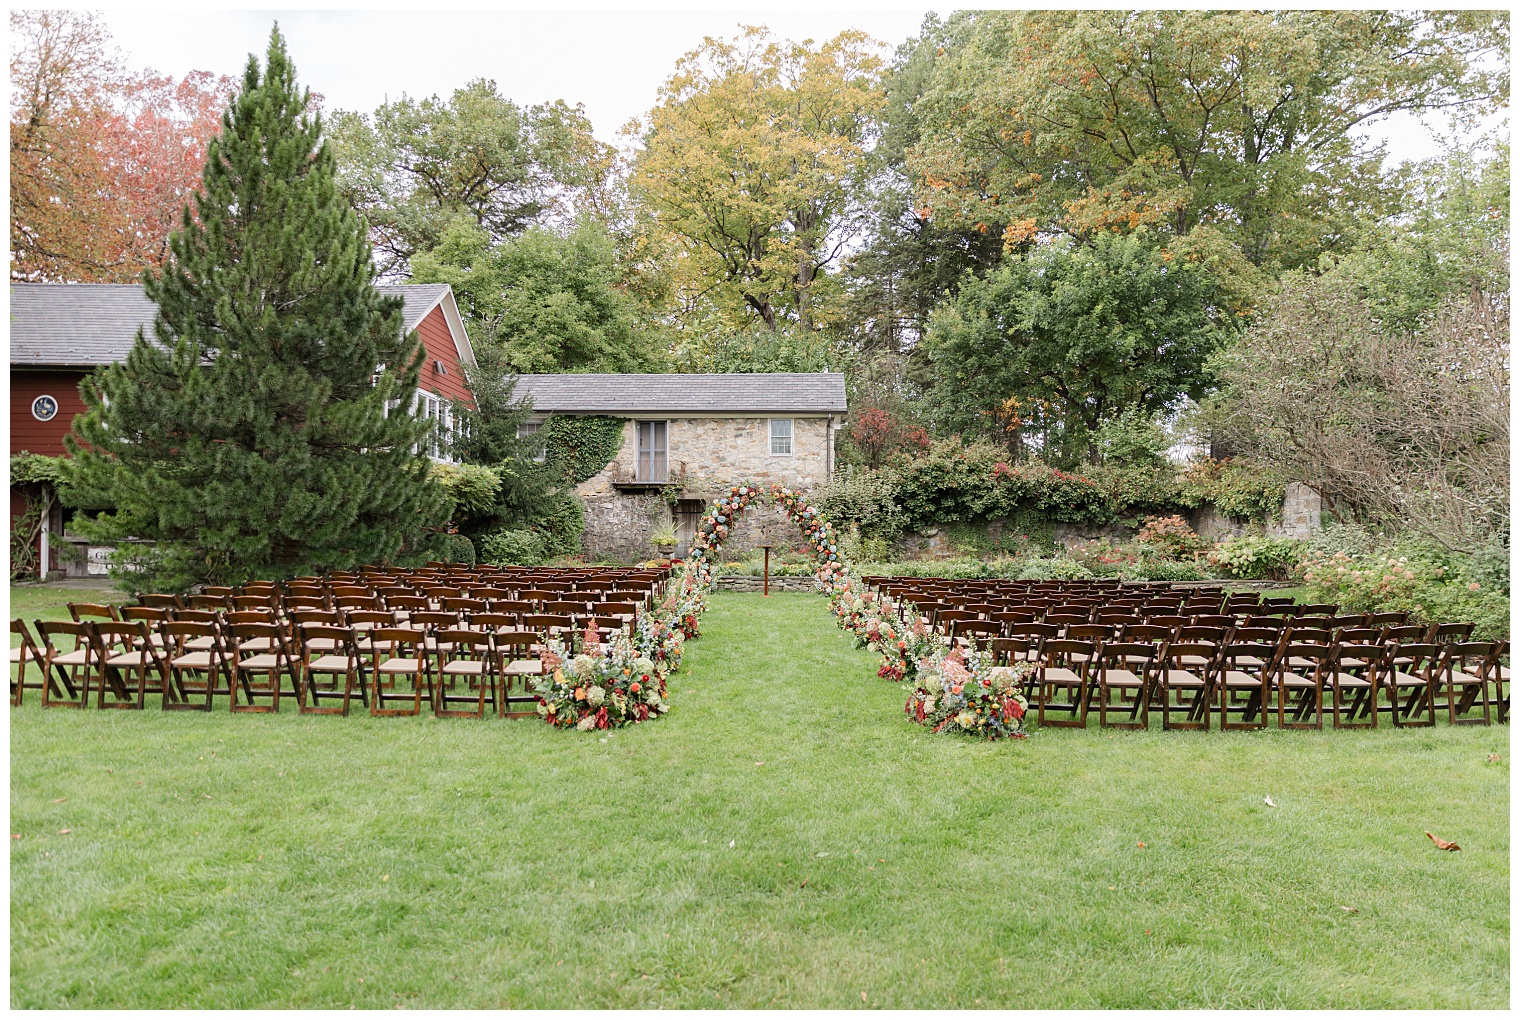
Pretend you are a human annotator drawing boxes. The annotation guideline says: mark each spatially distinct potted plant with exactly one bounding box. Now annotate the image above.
[650,522,678,556]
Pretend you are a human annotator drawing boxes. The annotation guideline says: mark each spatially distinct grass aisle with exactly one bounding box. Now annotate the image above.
[9,591,1510,1007]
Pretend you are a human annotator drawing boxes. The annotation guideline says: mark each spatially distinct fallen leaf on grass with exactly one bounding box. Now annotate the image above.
[1487,753,1501,763]
[1264,795,1277,808]
[1340,905,1358,913]
[51,797,66,804]
[1137,841,1146,848]
[11,834,21,840]
[728,840,735,848]
[816,851,830,858]
[754,761,765,766]
[861,991,868,1002]
[800,877,809,889]
[1425,831,1460,851]
[57,829,71,835]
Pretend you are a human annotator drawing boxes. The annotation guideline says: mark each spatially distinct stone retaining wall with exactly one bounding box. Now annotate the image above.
[714,574,819,593]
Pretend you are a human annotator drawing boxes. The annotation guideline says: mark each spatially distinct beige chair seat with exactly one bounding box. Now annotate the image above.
[236,654,283,671]
[442,660,488,676]
[1274,670,1316,689]
[237,638,274,653]
[1386,670,1430,688]
[1233,655,1266,668]
[502,659,543,676]
[1100,669,1144,688]
[50,649,91,667]
[1160,668,1205,689]
[171,652,216,669]
[106,651,156,667]
[186,636,217,650]
[1222,669,1270,689]
[1178,654,1212,667]
[1040,667,1083,684]
[10,647,26,664]
[307,655,355,673]
[378,657,424,674]
[1329,671,1372,688]
[303,638,340,653]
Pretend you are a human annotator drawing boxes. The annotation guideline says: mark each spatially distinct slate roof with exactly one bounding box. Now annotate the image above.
[512,373,848,415]
[10,283,454,367]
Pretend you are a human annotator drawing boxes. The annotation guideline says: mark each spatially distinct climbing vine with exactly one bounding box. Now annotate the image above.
[542,415,628,485]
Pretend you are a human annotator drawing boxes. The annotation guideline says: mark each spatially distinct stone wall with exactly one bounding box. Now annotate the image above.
[576,415,836,562]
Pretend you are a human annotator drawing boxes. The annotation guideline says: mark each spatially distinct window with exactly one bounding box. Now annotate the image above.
[769,418,793,456]
[636,420,667,482]
[412,389,456,463]
[517,420,547,463]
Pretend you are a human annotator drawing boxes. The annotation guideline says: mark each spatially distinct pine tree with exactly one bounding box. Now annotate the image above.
[68,26,448,590]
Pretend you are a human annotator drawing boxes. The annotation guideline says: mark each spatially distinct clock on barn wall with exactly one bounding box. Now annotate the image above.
[31,394,58,422]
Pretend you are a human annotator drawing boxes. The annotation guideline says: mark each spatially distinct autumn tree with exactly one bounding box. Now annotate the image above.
[628,26,885,334]
[330,80,613,279]
[10,10,233,282]
[909,10,1508,274]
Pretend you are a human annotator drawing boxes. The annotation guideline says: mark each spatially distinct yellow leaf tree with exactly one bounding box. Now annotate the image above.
[628,26,885,335]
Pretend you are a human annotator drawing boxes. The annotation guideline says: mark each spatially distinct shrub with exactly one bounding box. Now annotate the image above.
[815,470,909,541]
[480,528,548,565]
[1207,534,1306,580]
[1300,549,1509,639]
[1135,514,1206,559]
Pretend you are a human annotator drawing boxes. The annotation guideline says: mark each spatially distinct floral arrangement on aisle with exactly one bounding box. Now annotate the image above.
[688,483,851,594]
[634,608,685,673]
[826,578,944,683]
[533,621,671,730]
[904,645,1032,740]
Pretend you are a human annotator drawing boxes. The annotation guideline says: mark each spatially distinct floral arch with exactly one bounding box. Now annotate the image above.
[688,483,851,595]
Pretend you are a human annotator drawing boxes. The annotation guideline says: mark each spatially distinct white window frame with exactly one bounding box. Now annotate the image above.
[412,388,457,464]
[517,420,548,463]
[769,418,793,456]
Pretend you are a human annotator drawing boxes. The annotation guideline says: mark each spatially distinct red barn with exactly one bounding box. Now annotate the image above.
[9,282,477,579]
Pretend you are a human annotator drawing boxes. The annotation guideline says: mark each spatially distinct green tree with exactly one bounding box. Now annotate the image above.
[66,26,447,591]
[330,79,612,278]
[910,10,1507,273]
[410,217,665,374]
[921,232,1232,464]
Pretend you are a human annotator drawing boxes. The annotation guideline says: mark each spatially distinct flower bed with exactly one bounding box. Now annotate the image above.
[904,646,1031,740]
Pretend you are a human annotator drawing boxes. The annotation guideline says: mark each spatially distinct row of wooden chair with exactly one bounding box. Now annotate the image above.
[995,633,1507,730]
[12,614,555,718]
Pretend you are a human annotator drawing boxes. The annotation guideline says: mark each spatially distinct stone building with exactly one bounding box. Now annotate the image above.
[513,373,848,561]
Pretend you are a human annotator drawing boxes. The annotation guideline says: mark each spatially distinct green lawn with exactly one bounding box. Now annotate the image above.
[10,589,1509,1007]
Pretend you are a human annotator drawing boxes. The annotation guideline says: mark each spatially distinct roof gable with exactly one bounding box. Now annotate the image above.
[512,373,847,415]
[9,282,474,369]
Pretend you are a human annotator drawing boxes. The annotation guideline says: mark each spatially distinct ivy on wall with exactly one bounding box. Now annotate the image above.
[542,415,627,485]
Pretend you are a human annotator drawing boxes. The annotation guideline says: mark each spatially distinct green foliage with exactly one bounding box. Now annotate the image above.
[1207,535,1307,581]
[430,462,501,516]
[815,470,909,541]
[540,415,626,486]
[330,78,611,278]
[479,527,548,566]
[1171,459,1288,524]
[1135,515,1206,559]
[9,452,70,487]
[411,219,666,374]
[671,321,843,374]
[430,532,477,566]
[922,233,1234,463]
[64,28,448,592]
[1093,409,1171,468]
[1301,547,1509,640]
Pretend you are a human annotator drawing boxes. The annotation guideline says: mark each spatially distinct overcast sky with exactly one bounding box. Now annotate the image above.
[97,8,1500,166]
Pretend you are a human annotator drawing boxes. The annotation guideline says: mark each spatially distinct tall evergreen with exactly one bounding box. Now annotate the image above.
[68,26,448,590]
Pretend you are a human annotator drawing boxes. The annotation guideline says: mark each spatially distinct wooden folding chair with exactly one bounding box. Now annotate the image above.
[296,624,368,716]
[1379,642,1441,727]
[1034,638,1095,728]
[90,620,173,710]
[1216,639,1280,730]
[11,618,45,706]
[1156,641,1216,730]
[433,629,497,719]
[368,627,432,716]
[1092,641,1156,730]
[33,619,94,709]
[951,619,1000,651]
[1272,641,1329,730]
[1326,642,1385,729]
[227,621,298,713]
[159,620,233,711]
[1440,642,1496,725]
[68,602,119,625]
[494,630,544,718]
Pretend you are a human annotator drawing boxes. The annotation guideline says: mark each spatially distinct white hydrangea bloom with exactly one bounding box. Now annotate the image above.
[576,716,596,732]
[572,655,597,680]
[587,685,606,707]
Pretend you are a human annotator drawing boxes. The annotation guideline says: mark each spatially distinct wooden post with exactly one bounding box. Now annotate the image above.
[761,544,773,597]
